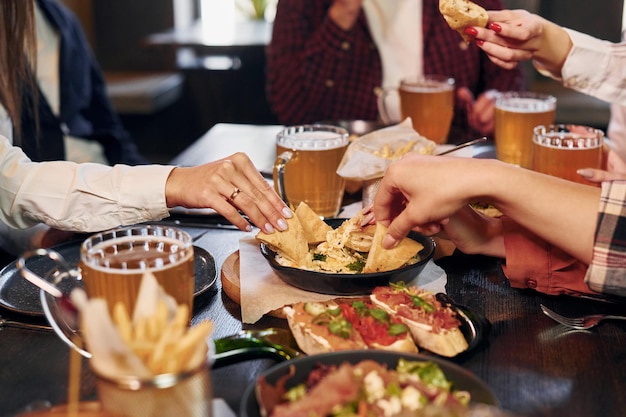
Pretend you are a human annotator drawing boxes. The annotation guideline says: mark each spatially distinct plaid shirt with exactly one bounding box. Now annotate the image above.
[267,0,524,140]
[586,181,626,296]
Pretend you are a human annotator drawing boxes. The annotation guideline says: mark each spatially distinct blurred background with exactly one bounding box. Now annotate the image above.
[60,0,624,163]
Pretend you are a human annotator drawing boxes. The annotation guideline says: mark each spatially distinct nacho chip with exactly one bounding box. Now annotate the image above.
[295,202,333,244]
[256,216,309,265]
[363,223,424,273]
[439,0,488,43]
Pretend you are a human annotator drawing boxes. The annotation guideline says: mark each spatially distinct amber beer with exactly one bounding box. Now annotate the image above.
[274,125,349,218]
[80,226,194,315]
[531,124,604,185]
[399,76,455,144]
[495,92,556,168]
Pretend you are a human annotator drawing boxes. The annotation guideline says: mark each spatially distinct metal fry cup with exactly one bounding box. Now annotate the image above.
[95,362,212,417]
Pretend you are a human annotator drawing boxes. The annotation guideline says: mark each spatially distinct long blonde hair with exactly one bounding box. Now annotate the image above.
[0,1,37,143]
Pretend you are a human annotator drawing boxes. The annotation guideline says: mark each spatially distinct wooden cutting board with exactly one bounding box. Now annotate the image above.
[220,251,285,318]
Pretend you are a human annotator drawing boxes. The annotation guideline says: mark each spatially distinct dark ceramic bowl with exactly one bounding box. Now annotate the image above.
[260,219,436,295]
[240,350,498,417]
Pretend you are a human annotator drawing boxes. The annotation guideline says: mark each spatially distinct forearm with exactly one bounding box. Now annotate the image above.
[531,16,573,77]
[481,162,599,263]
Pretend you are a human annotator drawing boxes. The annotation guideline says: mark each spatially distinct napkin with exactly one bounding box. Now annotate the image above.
[239,236,447,324]
[336,118,436,182]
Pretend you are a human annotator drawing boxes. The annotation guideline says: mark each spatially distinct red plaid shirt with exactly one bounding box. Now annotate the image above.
[267,0,524,140]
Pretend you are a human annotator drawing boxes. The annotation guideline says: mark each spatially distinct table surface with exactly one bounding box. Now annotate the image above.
[1,124,626,417]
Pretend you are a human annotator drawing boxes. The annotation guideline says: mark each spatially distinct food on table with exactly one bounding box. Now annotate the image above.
[294,201,333,244]
[284,297,417,355]
[470,202,504,218]
[283,282,470,356]
[371,282,469,357]
[255,203,423,274]
[256,358,471,417]
[77,272,214,376]
[110,300,213,375]
[256,214,309,265]
[439,0,488,43]
[364,222,425,273]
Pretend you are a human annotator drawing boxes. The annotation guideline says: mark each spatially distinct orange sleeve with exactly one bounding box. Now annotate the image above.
[500,217,597,296]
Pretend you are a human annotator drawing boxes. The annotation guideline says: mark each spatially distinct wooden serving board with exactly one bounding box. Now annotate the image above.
[220,251,285,318]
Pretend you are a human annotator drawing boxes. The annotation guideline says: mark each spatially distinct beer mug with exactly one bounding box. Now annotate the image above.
[531,124,604,185]
[378,75,455,144]
[79,225,195,315]
[273,125,349,218]
[494,91,557,168]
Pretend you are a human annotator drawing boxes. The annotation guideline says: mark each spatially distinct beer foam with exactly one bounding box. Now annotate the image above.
[279,130,348,150]
[497,97,556,113]
[84,235,193,273]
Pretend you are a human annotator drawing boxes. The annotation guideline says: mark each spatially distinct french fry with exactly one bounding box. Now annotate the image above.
[109,297,213,375]
[112,302,132,344]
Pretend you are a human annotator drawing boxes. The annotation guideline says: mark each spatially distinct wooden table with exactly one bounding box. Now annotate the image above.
[1,223,625,417]
[1,128,625,416]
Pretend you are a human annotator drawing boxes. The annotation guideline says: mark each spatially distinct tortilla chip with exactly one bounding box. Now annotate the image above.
[294,202,333,244]
[256,216,309,265]
[363,223,424,273]
[439,0,488,43]
[345,224,376,252]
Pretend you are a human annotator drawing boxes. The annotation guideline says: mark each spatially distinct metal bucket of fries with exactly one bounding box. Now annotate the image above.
[95,361,212,417]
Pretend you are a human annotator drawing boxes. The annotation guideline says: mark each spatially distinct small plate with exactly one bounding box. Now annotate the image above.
[240,350,498,417]
[260,219,435,295]
[0,242,217,316]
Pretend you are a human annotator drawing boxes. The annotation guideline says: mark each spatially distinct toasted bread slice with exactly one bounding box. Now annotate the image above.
[283,302,367,355]
[439,0,488,43]
[370,285,469,357]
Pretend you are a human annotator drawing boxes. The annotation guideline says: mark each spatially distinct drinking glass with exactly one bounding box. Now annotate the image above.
[273,125,349,218]
[531,124,604,185]
[494,91,557,168]
[378,75,455,144]
[80,225,195,315]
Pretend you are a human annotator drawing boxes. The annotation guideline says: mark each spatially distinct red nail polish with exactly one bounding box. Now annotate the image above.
[488,22,502,33]
[476,39,484,46]
[464,27,478,37]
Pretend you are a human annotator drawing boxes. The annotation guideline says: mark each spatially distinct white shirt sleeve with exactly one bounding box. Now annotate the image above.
[536,28,626,106]
[0,135,173,232]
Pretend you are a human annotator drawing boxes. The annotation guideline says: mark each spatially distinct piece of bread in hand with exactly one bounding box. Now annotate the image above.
[439,0,489,43]
[370,283,469,357]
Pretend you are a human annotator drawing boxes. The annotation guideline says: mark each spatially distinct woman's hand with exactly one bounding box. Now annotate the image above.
[373,154,486,248]
[165,152,292,234]
[465,10,572,74]
[577,149,626,183]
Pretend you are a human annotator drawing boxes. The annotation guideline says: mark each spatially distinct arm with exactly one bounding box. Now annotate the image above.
[373,154,600,264]
[0,136,290,234]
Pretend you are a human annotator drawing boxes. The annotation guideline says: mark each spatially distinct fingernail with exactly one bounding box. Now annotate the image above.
[577,168,593,179]
[282,207,293,218]
[264,223,275,233]
[476,39,484,46]
[464,27,478,37]
[488,22,502,32]
[382,234,399,249]
[277,219,288,231]
[245,224,253,232]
